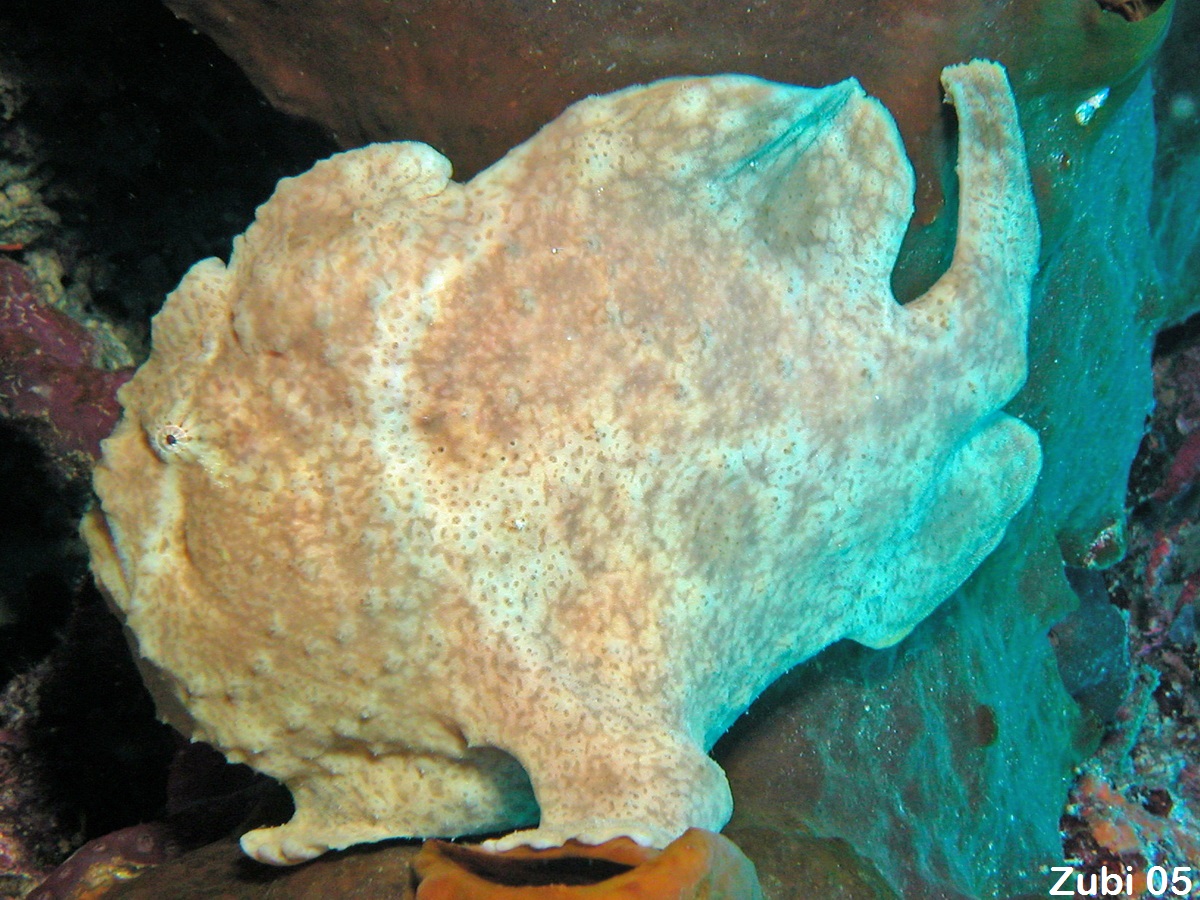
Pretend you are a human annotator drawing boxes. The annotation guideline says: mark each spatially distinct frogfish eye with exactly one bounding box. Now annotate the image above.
[152,423,191,460]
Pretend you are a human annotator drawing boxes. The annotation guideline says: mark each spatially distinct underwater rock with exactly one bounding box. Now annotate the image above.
[720,824,899,899]
[1063,302,1200,885]
[158,0,1168,222]
[160,0,997,215]
[1051,568,1132,725]
[28,822,179,900]
[0,257,131,478]
[100,838,422,898]
[0,662,66,898]
[82,61,1039,866]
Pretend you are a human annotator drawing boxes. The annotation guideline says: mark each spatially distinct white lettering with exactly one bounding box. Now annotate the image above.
[1149,866,1167,895]
[1101,867,1125,895]
[1171,867,1194,896]
[1051,864,1194,897]
[1049,867,1075,896]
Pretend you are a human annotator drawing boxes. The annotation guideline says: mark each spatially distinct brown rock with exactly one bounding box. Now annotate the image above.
[105,838,421,899]
[160,0,1166,222]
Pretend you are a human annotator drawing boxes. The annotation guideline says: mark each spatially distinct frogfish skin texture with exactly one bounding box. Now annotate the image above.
[82,60,1041,865]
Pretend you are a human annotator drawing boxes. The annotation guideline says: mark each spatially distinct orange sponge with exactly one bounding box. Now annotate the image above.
[413,829,762,899]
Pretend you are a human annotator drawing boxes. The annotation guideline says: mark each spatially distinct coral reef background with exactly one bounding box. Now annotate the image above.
[0,0,329,893]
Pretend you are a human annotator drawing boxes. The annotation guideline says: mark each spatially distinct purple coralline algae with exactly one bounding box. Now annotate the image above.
[0,257,131,476]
